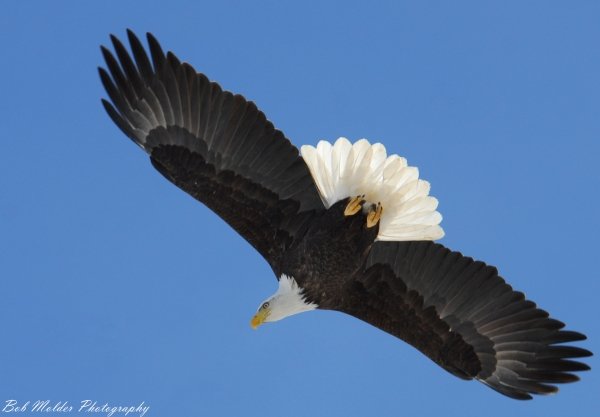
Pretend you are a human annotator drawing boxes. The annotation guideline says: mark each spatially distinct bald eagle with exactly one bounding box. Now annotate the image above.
[99,30,591,399]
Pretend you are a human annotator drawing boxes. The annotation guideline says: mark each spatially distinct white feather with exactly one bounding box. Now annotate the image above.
[300,138,444,241]
[260,275,318,323]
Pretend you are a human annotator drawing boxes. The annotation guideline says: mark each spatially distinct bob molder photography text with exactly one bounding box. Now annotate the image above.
[1,400,149,417]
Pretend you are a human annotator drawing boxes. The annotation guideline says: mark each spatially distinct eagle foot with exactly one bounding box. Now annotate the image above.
[366,202,383,228]
[344,195,366,216]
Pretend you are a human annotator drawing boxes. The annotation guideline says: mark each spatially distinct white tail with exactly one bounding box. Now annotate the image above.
[301,138,444,241]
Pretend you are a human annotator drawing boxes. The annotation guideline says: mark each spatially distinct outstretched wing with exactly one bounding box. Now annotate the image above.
[337,241,591,399]
[99,30,324,269]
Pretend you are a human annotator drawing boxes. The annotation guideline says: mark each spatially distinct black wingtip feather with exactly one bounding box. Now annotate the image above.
[537,345,593,359]
[166,51,182,70]
[110,35,145,96]
[542,359,591,372]
[126,29,154,83]
[98,67,127,114]
[101,44,138,105]
[545,330,588,344]
[146,32,165,72]
[99,45,114,66]
[101,98,137,143]
[486,383,533,400]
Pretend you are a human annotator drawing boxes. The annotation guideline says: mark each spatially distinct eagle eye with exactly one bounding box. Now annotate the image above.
[262,302,270,310]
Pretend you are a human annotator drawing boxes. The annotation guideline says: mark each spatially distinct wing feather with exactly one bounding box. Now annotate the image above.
[336,241,591,399]
[99,30,324,268]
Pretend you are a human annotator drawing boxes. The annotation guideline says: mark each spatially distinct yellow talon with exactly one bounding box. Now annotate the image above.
[344,195,365,216]
[366,203,383,228]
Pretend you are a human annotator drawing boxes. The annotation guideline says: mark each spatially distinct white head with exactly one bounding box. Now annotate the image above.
[250,274,318,329]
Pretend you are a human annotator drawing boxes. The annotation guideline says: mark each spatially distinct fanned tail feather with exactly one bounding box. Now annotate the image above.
[301,138,444,241]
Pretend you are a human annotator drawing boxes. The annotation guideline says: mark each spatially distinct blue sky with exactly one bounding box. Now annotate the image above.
[1,1,599,416]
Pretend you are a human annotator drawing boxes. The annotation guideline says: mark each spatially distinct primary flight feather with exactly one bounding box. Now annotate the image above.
[99,30,591,400]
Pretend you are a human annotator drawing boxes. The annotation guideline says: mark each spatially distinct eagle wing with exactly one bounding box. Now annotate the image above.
[337,240,591,399]
[99,31,324,269]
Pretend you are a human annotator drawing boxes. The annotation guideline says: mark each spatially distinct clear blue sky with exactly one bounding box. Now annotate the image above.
[1,1,598,416]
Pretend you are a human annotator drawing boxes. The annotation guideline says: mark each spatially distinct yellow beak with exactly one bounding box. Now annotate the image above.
[250,309,269,329]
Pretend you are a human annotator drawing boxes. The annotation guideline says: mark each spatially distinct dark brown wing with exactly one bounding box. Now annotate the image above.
[337,240,591,399]
[99,30,324,269]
